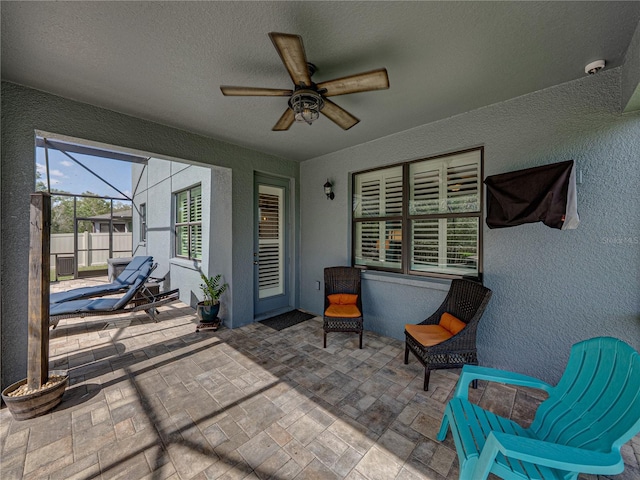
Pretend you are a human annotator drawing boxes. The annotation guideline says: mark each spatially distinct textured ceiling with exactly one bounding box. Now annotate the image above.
[2,1,640,161]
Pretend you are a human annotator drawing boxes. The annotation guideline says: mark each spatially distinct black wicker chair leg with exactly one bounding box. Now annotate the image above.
[359,331,363,349]
[472,379,478,389]
[424,368,431,391]
[404,345,409,364]
[323,332,327,348]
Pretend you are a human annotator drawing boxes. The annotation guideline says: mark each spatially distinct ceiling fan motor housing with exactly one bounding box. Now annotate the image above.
[289,89,325,124]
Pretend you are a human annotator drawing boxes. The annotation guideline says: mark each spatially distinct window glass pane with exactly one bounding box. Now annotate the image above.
[447,160,480,213]
[354,220,402,269]
[411,217,478,276]
[410,162,441,215]
[353,166,403,218]
[410,150,480,215]
[446,217,478,271]
[140,203,146,241]
[411,219,440,269]
[176,191,189,223]
[190,224,202,260]
[259,192,280,239]
[176,225,189,257]
[258,185,285,298]
[190,185,202,222]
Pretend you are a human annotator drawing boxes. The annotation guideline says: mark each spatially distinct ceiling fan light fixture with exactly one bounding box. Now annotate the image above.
[289,89,324,125]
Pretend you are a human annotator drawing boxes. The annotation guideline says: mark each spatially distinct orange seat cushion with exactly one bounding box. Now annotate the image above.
[439,312,466,335]
[325,304,361,318]
[327,293,358,305]
[405,324,453,347]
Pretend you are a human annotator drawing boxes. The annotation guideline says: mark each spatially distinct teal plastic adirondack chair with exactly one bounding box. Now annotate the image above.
[438,337,640,480]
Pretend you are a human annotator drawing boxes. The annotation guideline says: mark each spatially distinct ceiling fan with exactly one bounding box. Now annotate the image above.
[220,32,390,131]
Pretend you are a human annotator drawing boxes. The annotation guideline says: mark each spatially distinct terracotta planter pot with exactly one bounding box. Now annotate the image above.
[1,375,68,421]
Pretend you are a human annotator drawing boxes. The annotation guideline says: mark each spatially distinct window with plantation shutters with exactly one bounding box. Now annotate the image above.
[352,148,482,279]
[353,166,403,269]
[174,185,202,260]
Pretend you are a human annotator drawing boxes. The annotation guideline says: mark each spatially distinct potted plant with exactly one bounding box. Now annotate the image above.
[197,273,228,324]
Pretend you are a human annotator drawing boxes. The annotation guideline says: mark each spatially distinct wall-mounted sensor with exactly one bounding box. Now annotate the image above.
[585,60,605,75]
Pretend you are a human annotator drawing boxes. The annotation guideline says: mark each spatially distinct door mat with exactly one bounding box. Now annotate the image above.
[259,309,315,331]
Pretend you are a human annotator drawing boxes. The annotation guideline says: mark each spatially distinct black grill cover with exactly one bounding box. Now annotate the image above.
[484,160,579,230]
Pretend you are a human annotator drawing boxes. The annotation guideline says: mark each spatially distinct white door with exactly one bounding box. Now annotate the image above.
[254,175,290,316]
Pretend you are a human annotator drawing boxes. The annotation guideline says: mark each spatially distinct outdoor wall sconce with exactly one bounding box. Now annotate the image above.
[324,179,335,200]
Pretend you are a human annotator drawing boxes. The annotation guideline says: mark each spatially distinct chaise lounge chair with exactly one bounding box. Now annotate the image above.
[50,256,155,304]
[49,267,179,328]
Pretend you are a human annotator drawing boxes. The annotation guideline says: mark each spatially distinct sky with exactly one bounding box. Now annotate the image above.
[35,147,134,199]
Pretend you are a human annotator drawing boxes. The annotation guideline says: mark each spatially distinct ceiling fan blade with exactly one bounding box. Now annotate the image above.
[321,99,360,130]
[272,108,295,131]
[317,68,390,97]
[220,86,293,96]
[269,32,312,87]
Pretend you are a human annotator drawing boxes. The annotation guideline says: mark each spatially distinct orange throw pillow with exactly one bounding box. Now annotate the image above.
[439,312,466,335]
[327,293,358,305]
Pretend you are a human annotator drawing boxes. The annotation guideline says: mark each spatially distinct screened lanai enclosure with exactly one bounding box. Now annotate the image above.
[35,137,146,281]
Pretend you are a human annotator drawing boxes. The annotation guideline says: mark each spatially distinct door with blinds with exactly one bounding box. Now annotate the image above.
[254,174,290,316]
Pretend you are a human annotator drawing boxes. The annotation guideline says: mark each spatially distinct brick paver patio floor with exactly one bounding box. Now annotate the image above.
[1,283,639,479]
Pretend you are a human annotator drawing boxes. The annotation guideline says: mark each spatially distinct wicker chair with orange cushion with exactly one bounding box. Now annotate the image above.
[324,267,363,349]
[405,279,492,391]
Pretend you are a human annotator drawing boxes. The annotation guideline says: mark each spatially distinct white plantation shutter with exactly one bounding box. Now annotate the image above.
[258,192,281,294]
[410,150,480,215]
[409,150,480,276]
[190,185,202,222]
[411,219,440,268]
[446,218,478,268]
[382,220,402,267]
[446,153,480,213]
[176,189,189,257]
[358,178,380,217]
[353,148,482,278]
[385,173,403,216]
[175,185,202,260]
[354,166,403,218]
[258,186,284,298]
[191,225,202,260]
[354,166,403,269]
[191,186,202,260]
[176,191,189,223]
[356,221,380,262]
[410,164,441,215]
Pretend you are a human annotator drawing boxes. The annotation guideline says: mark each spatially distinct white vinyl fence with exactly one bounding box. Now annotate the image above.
[50,232,133,268]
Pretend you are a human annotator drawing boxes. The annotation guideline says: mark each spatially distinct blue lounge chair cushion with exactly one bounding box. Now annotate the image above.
[50,271,149,316]
[50,298,122,316]
[50,256,153,303]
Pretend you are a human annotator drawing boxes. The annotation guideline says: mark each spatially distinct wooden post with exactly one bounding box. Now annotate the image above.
[27,192,51,390]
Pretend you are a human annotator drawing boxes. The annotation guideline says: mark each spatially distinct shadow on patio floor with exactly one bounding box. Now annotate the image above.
[1,300,638,480]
